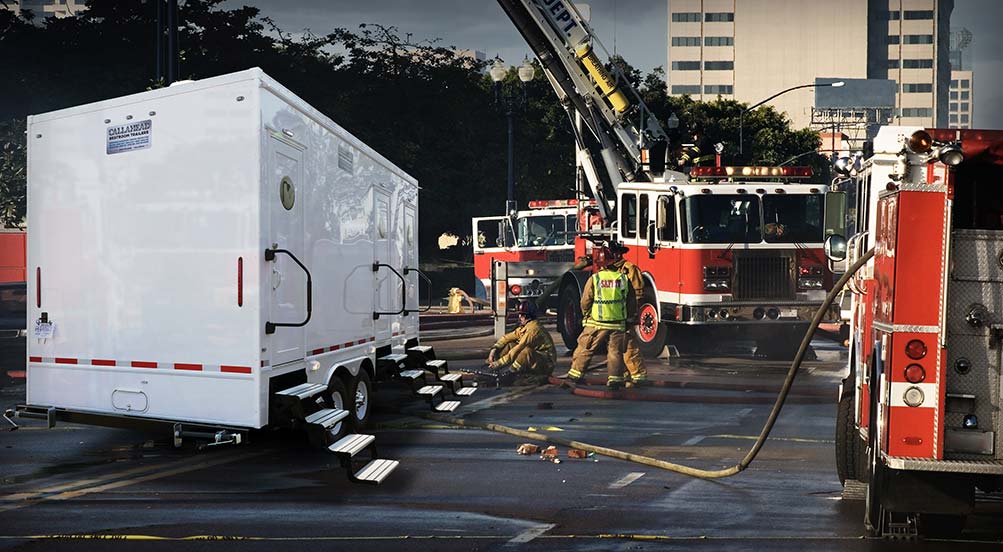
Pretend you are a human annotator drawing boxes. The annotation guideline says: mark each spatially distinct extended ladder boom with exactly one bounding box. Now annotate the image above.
[497,0,669,223]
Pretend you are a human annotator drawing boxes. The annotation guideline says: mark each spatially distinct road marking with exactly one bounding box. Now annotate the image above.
[736,408,753,417]
[507,523,556,544]
[681,436,705,446]
[0,451,264,513]
[710,434,834,444]
[609,472,645,488]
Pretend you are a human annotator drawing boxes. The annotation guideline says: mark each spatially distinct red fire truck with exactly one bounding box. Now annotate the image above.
[831,126,1003,536]
[471,200,580,305]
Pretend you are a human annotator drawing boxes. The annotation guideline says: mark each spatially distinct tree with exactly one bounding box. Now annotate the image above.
[0,119,25,228]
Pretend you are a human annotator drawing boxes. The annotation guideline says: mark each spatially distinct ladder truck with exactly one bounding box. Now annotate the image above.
[830,126,1003,536]
[497,0,840,358]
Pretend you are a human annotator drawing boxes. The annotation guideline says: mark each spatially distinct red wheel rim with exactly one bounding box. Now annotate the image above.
[638,303,658,343]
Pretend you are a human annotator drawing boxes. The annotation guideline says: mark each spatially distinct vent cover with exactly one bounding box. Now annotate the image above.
[338,144,354,172]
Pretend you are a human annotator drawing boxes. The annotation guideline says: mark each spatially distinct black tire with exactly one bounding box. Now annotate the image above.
[319,376,349,442]
[636,296,667,358]
[835,386,857,485]
[557,283,583,351]
[348,369,373,431]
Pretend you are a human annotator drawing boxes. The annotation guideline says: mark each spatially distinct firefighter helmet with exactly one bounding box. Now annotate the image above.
[516,300,538,319]
[593,246,614,268]
[609,241,628,259]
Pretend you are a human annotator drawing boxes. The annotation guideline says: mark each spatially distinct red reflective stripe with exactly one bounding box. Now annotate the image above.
[331,344,341,351]
[237,257,243,307]
[29,356,42,362]
[174,363,202,371]
[260,360,266,367]
[311,348,325,355]
[131,361,157,368]
[92,359,116,366]
[54,358,77,364]
[221,365,252,374]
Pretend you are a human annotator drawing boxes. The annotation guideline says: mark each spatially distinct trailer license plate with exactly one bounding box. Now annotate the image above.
[780,309,798,319]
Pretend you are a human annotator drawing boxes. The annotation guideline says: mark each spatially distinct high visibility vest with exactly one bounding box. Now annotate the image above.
[587,269,628,330]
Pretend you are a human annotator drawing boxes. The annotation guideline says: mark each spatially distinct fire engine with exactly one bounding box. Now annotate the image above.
[831,126,1003,536]
[472,199,583,306]
[10,68,475,485]
[497,0,840,357]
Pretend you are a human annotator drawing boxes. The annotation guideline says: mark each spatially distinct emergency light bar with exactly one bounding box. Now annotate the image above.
[689,166,813,178]
[527,199,596,209]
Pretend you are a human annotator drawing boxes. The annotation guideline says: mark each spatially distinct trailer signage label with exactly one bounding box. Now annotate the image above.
[106,120,152,155]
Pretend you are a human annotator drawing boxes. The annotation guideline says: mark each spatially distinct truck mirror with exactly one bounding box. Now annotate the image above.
[824,234,847,262]
[647,222,658,258]
[824,191,847,238]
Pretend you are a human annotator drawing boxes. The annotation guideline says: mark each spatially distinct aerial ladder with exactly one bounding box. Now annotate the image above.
[496,0,674,230]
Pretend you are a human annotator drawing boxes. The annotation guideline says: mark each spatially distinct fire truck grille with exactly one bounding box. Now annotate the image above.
[734,255,795,300]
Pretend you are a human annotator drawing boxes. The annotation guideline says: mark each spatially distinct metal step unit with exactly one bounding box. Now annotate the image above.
[275,382,328,419]
[329,433,399,485]
[428,359,477,397]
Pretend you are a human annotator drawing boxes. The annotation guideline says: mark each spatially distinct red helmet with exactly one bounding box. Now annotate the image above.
[593,246,614,269]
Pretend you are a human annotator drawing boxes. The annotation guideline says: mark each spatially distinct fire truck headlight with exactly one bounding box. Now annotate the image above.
[907,130,934,154]
[798,277,824,290]
[903,386,925,407]
[703,279,730,291]
[936,143,964,166]
[963,414,979,429]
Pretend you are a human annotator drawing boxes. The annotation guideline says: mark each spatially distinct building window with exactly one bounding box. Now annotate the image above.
[961,79,970,88]
[901,108,933,118]
[951,79,959,87]
[672,37,701,47]
[902,59,933,69]
[950,91,958,100]
[950,114,959,123]
[961,91,970,100]
[904,10,934,20]
[704,85,733,95]
[671,85,701,95]
[887,11,901,20]
[901,83,933,93]
[705,36,734,46]
[671,61,701,71]
[961,114,969,123]
[704,61,734,70]
[705,12,734,22]
[961,102,970,111]
[671,12,701,22]
[888,35,900,44]
[950,102,958,111]
[903,34,934,44]
[887,59,900,69]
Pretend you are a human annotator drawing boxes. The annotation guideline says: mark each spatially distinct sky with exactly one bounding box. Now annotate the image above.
[226,0,1001,129]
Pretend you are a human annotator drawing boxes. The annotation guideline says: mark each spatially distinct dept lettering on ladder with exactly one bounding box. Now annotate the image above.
[532,0,581,39]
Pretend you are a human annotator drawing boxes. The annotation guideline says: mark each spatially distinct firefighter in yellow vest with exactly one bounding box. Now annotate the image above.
[609,242,650,387]
[487,300,557,385]
[567,246,636,389]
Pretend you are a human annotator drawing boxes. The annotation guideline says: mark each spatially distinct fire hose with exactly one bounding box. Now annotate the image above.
[418,248,874,479]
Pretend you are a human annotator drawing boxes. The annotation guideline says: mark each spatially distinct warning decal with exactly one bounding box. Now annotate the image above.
[107,119,152,154]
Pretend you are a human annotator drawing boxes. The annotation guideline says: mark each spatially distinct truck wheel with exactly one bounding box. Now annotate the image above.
[835,383,857,485]
[320,377,349,441]
[348,369,372,430]
[636,299,667,358]
[557,283,583,351]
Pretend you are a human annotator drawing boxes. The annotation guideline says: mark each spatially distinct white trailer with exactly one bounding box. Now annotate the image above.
[12,68,461,484]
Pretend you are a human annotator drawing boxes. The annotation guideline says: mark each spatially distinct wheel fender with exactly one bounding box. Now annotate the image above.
[322,355,365,390]
[639,272,660,319]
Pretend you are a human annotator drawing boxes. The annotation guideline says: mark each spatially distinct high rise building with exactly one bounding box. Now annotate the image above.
[667,0,954,129]
[948,28,974,128]
[4,1,85,18]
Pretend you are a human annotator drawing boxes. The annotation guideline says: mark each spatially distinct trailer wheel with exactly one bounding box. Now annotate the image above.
[349,369,372,430]
[636,298,666,358]
[835,382,857,485]
[320,377,349,441]
[557,283,583,351]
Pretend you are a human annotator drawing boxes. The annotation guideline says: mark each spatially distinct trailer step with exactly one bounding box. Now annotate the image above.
[329,433,375,457]
[416,385,442,398]
[425,359,448,372]
[435,400,461,412]
[399,369,426,380]
[408,345,433,355]
[439,373,461,382]
[276,382,327,401]
[455,387,476,396]
[379,353,409,364]
[304,408,348,429]
[352,458,399,485]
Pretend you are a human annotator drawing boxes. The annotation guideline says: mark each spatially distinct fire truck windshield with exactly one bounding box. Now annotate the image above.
[683,195,761,244]
[516,214,574,247]
[761,194,824,243]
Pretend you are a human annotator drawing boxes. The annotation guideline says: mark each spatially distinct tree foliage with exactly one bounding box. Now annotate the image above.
[0,0,825,244]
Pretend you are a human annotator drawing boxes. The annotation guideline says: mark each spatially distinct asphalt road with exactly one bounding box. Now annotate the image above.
[1,332,1001,551]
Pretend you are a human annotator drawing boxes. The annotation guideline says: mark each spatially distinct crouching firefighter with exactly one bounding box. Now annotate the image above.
[567,246,636,389]
[487,300,557,385]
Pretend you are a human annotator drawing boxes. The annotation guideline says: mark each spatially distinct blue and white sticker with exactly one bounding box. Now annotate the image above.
[107,119,152,155]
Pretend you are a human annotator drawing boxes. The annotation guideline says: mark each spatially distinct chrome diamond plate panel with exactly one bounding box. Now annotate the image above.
[883,454,1003,474]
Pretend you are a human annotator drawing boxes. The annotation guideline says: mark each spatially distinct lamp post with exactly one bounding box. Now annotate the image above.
[490,57,535,216]
[739,81,845,156]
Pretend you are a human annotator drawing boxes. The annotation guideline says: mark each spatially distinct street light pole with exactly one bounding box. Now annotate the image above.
[490,57,536,216]
[739,81,845,156]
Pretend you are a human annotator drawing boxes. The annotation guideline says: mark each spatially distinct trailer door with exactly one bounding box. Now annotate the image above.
[267,137,306,366]
[402,201,419,336]
[374,188,393,341]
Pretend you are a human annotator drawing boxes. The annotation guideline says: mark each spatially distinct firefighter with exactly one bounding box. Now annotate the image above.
[609,242,651,387]
[567,246,636,389]
[487,300,557,385]
[676,123,715,168]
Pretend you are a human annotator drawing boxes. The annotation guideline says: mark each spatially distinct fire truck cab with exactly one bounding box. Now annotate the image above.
[832,126,1003,536]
